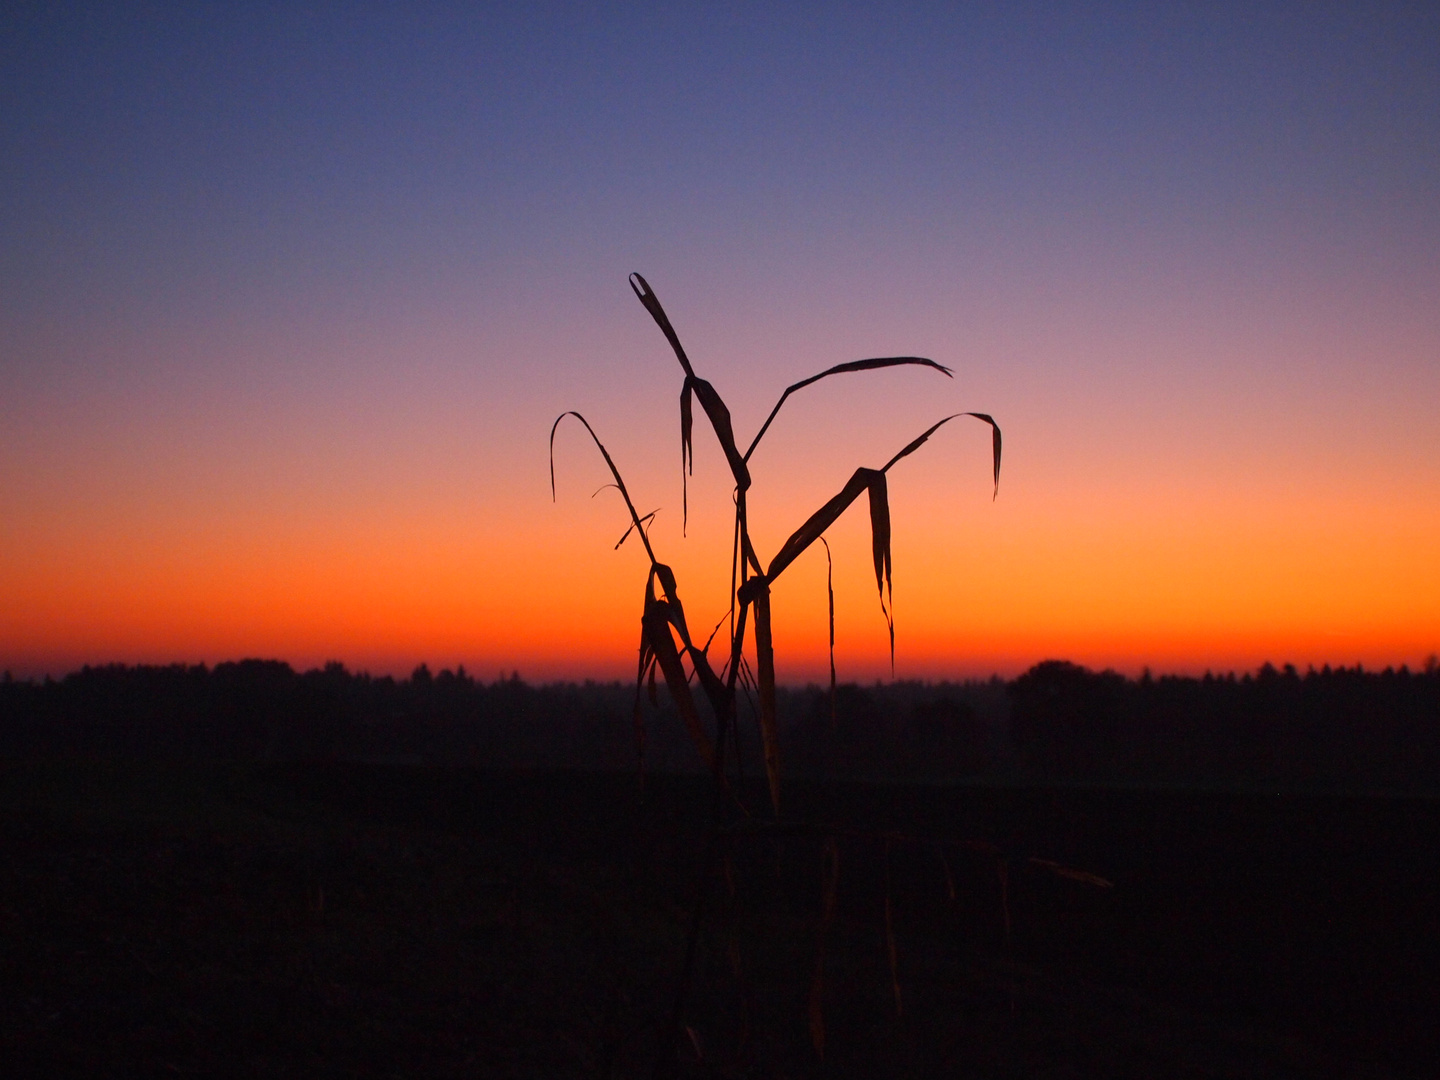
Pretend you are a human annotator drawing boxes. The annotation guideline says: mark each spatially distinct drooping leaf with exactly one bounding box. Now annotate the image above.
[726,511,741,662]
[565,279,1005,849]
[680,379,694,532]
[647,578,728,769]
[643,594,714,769]
[761,467,896,665]
[689,376,751,492]
[968,412,1003,499]
[745,356,953,462]
[629,275,752,494]
[866,472,895,672]
[750,580,780,816]
[748,412,1000,720]
[550,411,660,562]
[552,410,734,740]
[880,412,1002,500]
[651,563,692,646]
[820,537,836,729]
[764,413,1002,588]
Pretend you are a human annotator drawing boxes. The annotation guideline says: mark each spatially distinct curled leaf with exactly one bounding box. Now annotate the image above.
[880,412,1002,500]
[549,411,659,563]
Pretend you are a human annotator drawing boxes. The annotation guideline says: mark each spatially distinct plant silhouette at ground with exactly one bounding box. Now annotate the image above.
[551,273,1000,818]
[551,275,1019,1073]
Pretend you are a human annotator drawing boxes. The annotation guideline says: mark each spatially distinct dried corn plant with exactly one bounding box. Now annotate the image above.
[549,278,1116,1075]
[551,273,1001,818]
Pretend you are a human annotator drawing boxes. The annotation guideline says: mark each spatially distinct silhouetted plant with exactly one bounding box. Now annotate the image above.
[550,273,1001,818]
[551,274,1018,1072]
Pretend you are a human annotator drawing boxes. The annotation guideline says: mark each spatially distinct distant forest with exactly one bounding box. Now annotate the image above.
[2,658,1438,792]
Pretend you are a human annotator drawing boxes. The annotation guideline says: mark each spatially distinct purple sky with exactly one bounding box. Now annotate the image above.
[3,3,1438,680]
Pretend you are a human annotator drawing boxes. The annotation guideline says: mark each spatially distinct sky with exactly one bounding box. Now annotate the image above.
[2,2,1438,683]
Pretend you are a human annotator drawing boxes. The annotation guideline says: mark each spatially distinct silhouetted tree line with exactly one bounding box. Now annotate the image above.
[0,660,1004,777]
[0,661,640,769]
[1010,659,1440,790]
[2,658,1438,790]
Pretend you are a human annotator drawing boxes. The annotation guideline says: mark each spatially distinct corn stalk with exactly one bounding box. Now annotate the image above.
[551,274,1003,1077]
[552,273,1000,816]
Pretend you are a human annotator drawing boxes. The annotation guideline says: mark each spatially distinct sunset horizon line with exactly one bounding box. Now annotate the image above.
[7,652,1437,688]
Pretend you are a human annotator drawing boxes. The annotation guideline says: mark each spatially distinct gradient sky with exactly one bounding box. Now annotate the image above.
[3,2,1438,682]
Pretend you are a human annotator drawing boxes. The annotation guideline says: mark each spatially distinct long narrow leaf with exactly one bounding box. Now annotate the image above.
[745,356,953,462]
[629,273,695,377]
[820,537,836,729]
[751,582,780,816]
[680,380,694,532]
[880,412,1002,500]
[644,595,715,769]
[754,412,1000,690]
[866,472,895,671]
[629,275,752,494]
[689,376,751,492]
[651,563,693,646]
[614,510,657,550]
[550,411,661,565]
[554,411,737,722]
[969,412,1003,499]
[640,561,730,729]
[765,468,877,584]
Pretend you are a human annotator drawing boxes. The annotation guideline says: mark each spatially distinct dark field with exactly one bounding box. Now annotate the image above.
[2,763,1438,1078]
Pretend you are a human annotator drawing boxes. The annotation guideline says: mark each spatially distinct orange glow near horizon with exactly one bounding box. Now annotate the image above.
[4,223,1437,686]
[6,417,1437,682]
[4,7,1439,687]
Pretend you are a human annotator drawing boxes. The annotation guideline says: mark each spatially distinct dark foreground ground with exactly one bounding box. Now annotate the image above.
[1,763,1437,1078]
